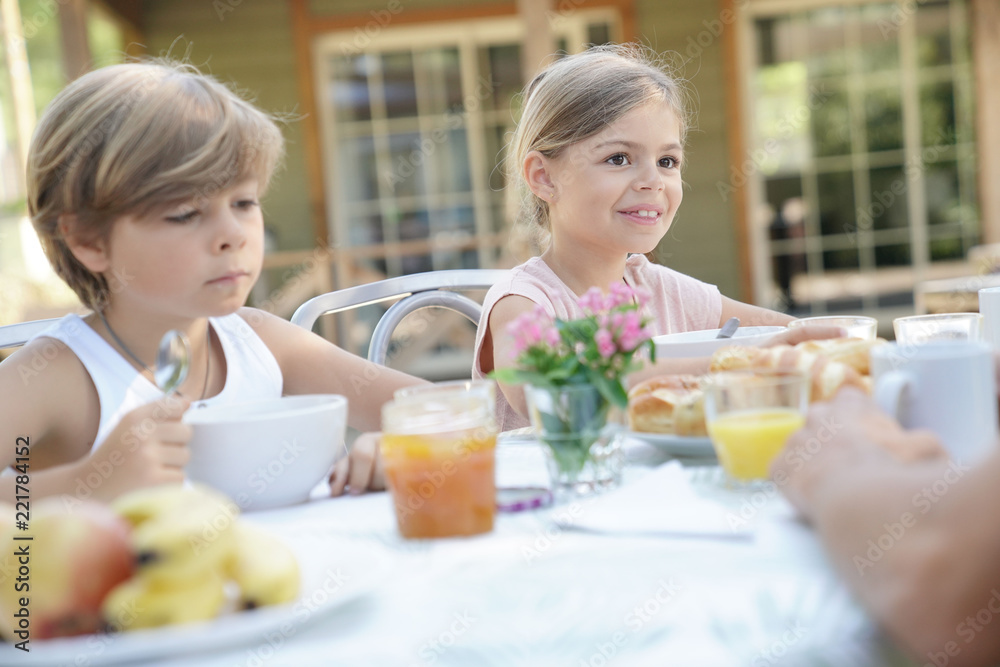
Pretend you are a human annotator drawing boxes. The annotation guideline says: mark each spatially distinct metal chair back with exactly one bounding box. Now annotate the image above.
[291,269,507,365]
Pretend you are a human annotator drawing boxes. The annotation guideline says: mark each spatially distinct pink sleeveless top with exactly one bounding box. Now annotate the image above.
[473,255,723,431]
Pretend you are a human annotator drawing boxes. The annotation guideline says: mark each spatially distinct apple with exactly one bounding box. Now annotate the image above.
[0,498,134,640]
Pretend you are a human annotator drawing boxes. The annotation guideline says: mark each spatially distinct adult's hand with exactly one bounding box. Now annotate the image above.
[761,325,846,348]
[772,388,945,522]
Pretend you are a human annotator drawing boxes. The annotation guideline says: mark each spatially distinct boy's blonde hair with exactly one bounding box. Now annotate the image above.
[508,43,689,240]
[27,60,285,311]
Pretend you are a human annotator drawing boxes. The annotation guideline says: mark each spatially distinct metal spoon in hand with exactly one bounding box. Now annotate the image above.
[154,330,191,396]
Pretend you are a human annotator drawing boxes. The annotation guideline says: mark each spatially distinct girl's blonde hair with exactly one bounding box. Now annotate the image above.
[27,60,285,310]
[507,43,689,242]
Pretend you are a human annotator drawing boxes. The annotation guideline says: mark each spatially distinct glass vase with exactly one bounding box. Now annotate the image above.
[524,384,624,499]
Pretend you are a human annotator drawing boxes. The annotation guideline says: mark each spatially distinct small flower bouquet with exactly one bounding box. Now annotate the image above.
[492,282,656,492]
[491,282,656,407]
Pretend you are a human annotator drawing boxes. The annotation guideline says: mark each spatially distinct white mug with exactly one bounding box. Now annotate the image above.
[871,341,998,464]
[979,287,1000,350]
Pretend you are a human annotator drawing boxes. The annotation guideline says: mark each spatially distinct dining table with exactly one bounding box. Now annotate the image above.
[11,436,917,667]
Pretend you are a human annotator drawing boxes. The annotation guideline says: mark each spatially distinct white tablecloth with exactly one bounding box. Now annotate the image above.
[17,438,916,666]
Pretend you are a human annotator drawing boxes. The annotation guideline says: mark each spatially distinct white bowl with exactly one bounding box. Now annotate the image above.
[183,394,348,511]
[653,326,785,358]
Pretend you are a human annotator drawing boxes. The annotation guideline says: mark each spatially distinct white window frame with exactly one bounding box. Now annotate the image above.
[735,0,976,313]
[312,10,622,277]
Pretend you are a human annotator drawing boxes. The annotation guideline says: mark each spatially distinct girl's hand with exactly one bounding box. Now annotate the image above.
[761,325,845,347]
[80,396,192,503]
[329,432,385,496]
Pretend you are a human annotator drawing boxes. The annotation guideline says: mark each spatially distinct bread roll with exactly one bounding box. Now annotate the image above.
[627,375,706,435]
[709,342,870,402]
[794,337,884,375]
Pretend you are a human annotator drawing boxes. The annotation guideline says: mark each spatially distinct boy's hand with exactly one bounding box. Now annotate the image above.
[329,432,385,496]
[79,396,192,502]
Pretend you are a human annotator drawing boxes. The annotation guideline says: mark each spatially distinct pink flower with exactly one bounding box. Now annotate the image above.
[595,328,615,358]
[544,327,561,347]
[578,287,604,314]
[618,310,646,351]
[634,287,651,308]
[507,308,556,355]
[606,282,633,309]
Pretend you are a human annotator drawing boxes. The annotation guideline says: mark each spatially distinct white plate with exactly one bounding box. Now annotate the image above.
[624,431,717,458]
[2,536,389,666]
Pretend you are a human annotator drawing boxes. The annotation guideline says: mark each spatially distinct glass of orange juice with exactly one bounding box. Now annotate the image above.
[381,385,497,539]
[703,370,809,485]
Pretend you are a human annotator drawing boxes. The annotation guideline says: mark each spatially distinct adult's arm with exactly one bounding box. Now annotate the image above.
[773,390,1000,666]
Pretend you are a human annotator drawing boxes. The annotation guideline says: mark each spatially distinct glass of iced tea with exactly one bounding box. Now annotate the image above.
[703,370,809,485]
[380,385,497,539]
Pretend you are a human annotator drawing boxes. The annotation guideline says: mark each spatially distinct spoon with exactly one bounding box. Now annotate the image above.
[716,317,741,339]
[154,330,191,395]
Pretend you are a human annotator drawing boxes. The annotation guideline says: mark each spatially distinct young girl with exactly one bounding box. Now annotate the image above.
[473,44,832,431]
[0,61,424,503]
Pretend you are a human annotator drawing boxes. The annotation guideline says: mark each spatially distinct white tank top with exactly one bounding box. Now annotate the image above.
[34,313,283,452]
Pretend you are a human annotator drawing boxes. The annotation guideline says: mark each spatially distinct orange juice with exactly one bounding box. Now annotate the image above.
[381,427,496,539]
[708,408,805,480]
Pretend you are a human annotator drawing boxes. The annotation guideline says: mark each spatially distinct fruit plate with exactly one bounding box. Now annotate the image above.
[1,535,389,666]
[623,431,717,459]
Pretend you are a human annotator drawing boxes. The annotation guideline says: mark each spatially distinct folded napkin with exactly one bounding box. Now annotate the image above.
[554,461,752,539]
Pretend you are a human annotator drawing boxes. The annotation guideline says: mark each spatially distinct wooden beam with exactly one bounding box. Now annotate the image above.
[518,0,554,81]
[1,0,35,185]
[972,0,1000,245]
[288,0,329,254]
[57,0,92,81]
[721,0,753,302]
[302,3,517,34]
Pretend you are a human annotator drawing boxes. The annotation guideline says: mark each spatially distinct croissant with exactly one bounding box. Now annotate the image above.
[709,338,878,402]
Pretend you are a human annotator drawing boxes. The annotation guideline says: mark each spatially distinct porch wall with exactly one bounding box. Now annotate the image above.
[141,0,744,299]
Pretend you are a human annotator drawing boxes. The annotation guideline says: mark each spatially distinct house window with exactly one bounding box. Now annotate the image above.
[311,11,620,370]
[314,11,620,283]
[746,0,976,315]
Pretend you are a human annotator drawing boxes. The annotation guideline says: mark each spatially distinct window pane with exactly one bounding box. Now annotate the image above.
[824,247,859,270]
[348,214,384,247]
[756,62,811,174]
[386,132,427,197]
[417,48,463,115]
[484,44,522,112]
[429,129,471,194]
[817,171,855,237]
[331,55,373,122]
[587,23,612,46]
[858,4,900,73]
[485,123,510,191]
[925,160,962,227]
[338,134,378,202]
[921,81,957,145]
[807,8,847,77]
[382,51,418,118]
[434,205,476,235]
[868,166,909,230]
[766,179,807,307]
[874,243,911,267]
[865,85,903,152]
[811,84,851,157]
[757,17,803,66]
[916,1,953,67]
